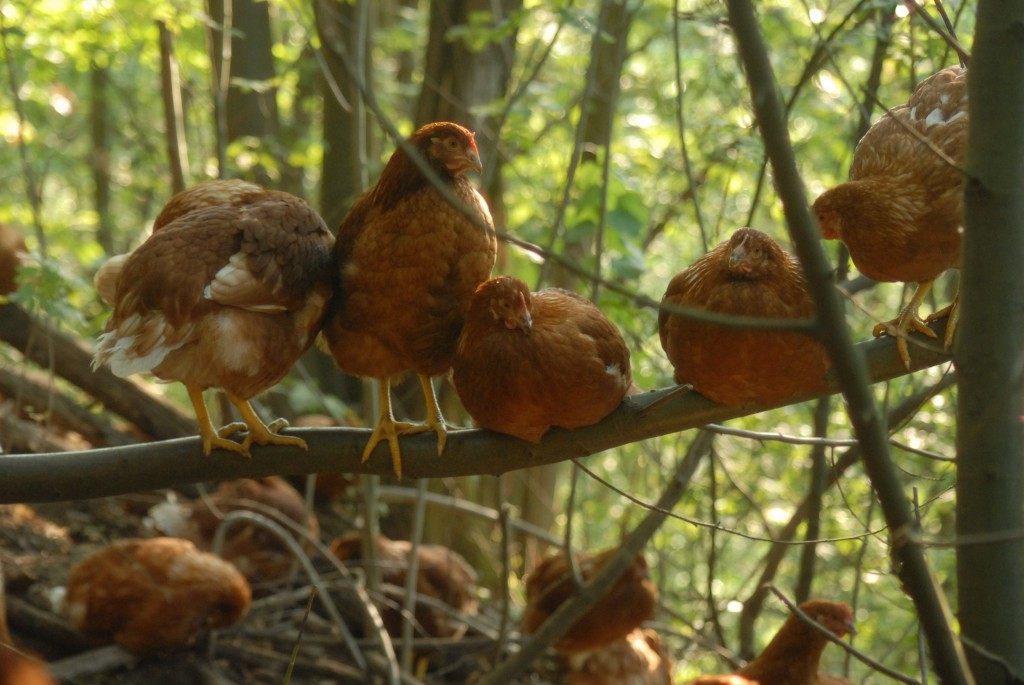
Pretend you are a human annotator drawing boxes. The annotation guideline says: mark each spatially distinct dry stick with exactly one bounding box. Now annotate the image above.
[671,0,708,250]
[493,503,514,662]
[0,323,952,503]
[0,302,194,440]
[399,479,429,674]
[902,0,970,65]
[767,585,922,684]
[724,3,972,682]
[157,20,190,194]
[478,430,712,685]
[794,397,831,603]
[283,587,318,685]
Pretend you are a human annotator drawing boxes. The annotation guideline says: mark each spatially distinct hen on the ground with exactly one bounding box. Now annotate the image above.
[65,537,251,654]
[688,600,855,685]
[329,533,479,641]
[567,627,673,685]
[322,121,496,477]
[813,66,966,368]
[659,228,828,406]
[521,547,657,656]
[453,276,633,442]
[93,179,335,456]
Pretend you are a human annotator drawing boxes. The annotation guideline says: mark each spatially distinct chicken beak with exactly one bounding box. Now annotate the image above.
[448,149,483,175]
[844,618,857,637]
[515,291,532,332]
[728,243,748,269]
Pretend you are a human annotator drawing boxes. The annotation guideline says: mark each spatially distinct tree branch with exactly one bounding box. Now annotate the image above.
[0,320,950,504]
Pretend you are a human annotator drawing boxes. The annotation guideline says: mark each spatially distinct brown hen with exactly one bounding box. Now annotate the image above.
[154,476,319,586]
[330,533,479,640]
[452,276,632,442]
[813,66,966,368]
[659,228,828,406]
[567,627,673,685]
[0,561,55,685]
[65,537,251,654]
[322,121,496,476]
[93,180,334,457]
[521,547,657,655]
[0,224,26,297]
[689,600,854,685]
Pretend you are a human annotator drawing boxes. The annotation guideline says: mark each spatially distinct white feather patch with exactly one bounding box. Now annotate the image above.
[206,252,287,313]
[924,107,945,127]
[94,314,189,377]
[212,312,260,374]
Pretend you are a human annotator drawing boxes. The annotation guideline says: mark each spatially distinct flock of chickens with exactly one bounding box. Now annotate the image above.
[0,64,969,683]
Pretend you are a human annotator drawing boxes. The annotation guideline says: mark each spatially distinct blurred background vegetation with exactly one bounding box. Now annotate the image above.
[0,0,969,680]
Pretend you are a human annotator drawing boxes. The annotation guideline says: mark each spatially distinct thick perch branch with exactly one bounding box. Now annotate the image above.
[0,322,950,504]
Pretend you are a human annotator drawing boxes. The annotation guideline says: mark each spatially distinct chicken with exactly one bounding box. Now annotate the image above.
[813,66,966,368]
[659,228,829,406]
[152,477,319,586]
[93,179,335,457]
[329,533,479,640]
[0,560,56,685]
[0,224,26,296]
[567,628,673,685]
[452,276,632,441]
[321,121,496,476]
[521,547,657,655]
[688,600,855,685]
[65,537,251,654]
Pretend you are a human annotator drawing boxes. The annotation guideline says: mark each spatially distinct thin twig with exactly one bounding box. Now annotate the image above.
[399,479,429,673]
[283,587,319,685]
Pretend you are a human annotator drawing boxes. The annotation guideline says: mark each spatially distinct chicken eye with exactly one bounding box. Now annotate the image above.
[444,137,459,150]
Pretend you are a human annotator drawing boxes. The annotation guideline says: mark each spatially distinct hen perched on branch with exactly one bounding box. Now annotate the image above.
[322,121,496,476]
[814,66,966,368]
[659,228,828,406]
[688,600,854,685]
[92,180,335,457]
[453,276,633,442]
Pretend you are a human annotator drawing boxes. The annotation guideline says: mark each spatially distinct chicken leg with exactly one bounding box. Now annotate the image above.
[926,282,960,351]
[362,377,434,477]
[220,392,308,454]
[186,384,250,457]
[872,280,937,369]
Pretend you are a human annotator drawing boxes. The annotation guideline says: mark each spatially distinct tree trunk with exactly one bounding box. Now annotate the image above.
[207,0,283,184]
[956,1,1024,680]
[90,59,114,255]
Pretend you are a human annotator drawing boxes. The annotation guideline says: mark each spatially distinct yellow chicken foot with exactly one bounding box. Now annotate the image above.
[418,374,449,456]
[363,378,432,477]
[925,285,960,351]
[872,280,937,369]
[186,385,250,457]
[225,393,308,453]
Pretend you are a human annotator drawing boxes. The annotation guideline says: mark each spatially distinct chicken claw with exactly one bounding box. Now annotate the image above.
[872,280,937,370]
[187,385,251,457]
[362,416,432,477]
[226,394,308,453]
[925,287,960,351]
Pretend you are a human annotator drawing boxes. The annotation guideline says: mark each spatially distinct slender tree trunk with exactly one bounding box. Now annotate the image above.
[207,0,283,184]
[157,21,189,195]
[90,59,113,255]
[956,1,1024,680]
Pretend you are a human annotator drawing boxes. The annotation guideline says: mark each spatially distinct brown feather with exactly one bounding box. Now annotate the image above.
[322,121,496,380]
[0,224,26,296]
[453,276,632,441]
[659,228,828,406]
[567,628,673,685]
[813,66,966,283]
[65,537,251,654]
[521,547,657,655]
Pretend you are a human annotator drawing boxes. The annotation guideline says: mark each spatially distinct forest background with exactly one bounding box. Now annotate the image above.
[1,0,1019,683]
